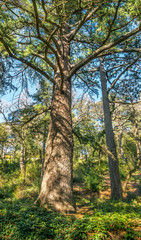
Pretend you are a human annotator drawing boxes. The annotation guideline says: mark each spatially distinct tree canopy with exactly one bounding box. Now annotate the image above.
[0,0,140,87]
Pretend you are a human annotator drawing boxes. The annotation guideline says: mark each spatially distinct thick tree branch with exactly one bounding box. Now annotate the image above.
[32,0,40,37]
[102,0,122,45]
[9,1,62,56]
[94,48,141,59]
[41,0,47,21]
[69,25,141,77]
[21,107,51,127]
[112,48,141,53]
[33,53,57,71]
[0,37,55,84]
[68,6,100,41]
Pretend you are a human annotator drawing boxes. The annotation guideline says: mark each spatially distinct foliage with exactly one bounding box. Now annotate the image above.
[0,159,140,240]
[113,100,141,185]
[0,123,8,145]
[73,159,106,193]
[0,0,140,85]
[0,55,16,94]
[0,198,140,240]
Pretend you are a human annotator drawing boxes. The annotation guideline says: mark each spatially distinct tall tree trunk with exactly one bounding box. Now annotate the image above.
[36,30,76,213]
[36,76,75,212]
[100,58,123,200]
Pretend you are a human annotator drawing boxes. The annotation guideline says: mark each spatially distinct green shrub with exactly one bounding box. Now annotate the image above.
[1,198,140,240]
[0,159,140,240]
[83,171,103,192]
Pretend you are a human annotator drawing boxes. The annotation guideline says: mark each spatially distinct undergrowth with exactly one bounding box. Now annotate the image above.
[0,160,141,240]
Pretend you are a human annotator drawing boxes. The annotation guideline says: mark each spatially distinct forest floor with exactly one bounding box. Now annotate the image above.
[72,173,141,239]
[0,161,141,240]
[74,173,141,218]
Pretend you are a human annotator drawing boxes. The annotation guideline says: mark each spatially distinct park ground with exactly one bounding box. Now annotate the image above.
[0,160,140,240]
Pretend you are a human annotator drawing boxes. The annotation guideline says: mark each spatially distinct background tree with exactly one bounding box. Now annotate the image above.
[112,100,141,191]
[100,57,123,199]
[74,51,140,199]
[72,97,107,192]
[0,123,9,163]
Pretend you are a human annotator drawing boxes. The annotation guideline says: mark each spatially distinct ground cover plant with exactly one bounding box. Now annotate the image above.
[0,160,140,240]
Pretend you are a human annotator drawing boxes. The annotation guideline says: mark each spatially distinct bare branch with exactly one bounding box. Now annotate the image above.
[33,53,57,71]
[77,67,100,74]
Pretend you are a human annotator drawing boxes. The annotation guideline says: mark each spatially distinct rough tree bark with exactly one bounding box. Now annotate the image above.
[100,58,123,200]
[36,29,76,213]
[36,76,75,212]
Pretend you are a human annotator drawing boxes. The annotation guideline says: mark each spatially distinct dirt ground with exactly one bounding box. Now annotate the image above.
[74,173,141,217]
[72,174,141,239]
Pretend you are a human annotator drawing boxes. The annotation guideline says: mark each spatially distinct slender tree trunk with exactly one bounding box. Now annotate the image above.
[36,30,76,213]
[12,141,16,160]
[117,131,122,158]
[1,144,5,163]
[117,131,127,163]
[24,148,27,182]
[98,149,101,167]
[100,58,123,200]
[41,121,47,183]
[122,158,141,191]
[39,148,43,163]
[122,121,141,191]
[20,140,25,176]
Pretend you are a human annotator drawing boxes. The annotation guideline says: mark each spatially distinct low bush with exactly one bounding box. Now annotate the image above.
[0,160,140,240]
[0,198,140,240]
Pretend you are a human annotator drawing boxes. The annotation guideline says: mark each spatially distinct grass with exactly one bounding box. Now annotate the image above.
[0,160,141,240]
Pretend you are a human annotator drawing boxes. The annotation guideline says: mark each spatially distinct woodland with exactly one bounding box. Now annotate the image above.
[0,0,141,239]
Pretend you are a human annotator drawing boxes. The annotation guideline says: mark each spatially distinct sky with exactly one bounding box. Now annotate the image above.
[0,80,101,123]
[0,83,37,123]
